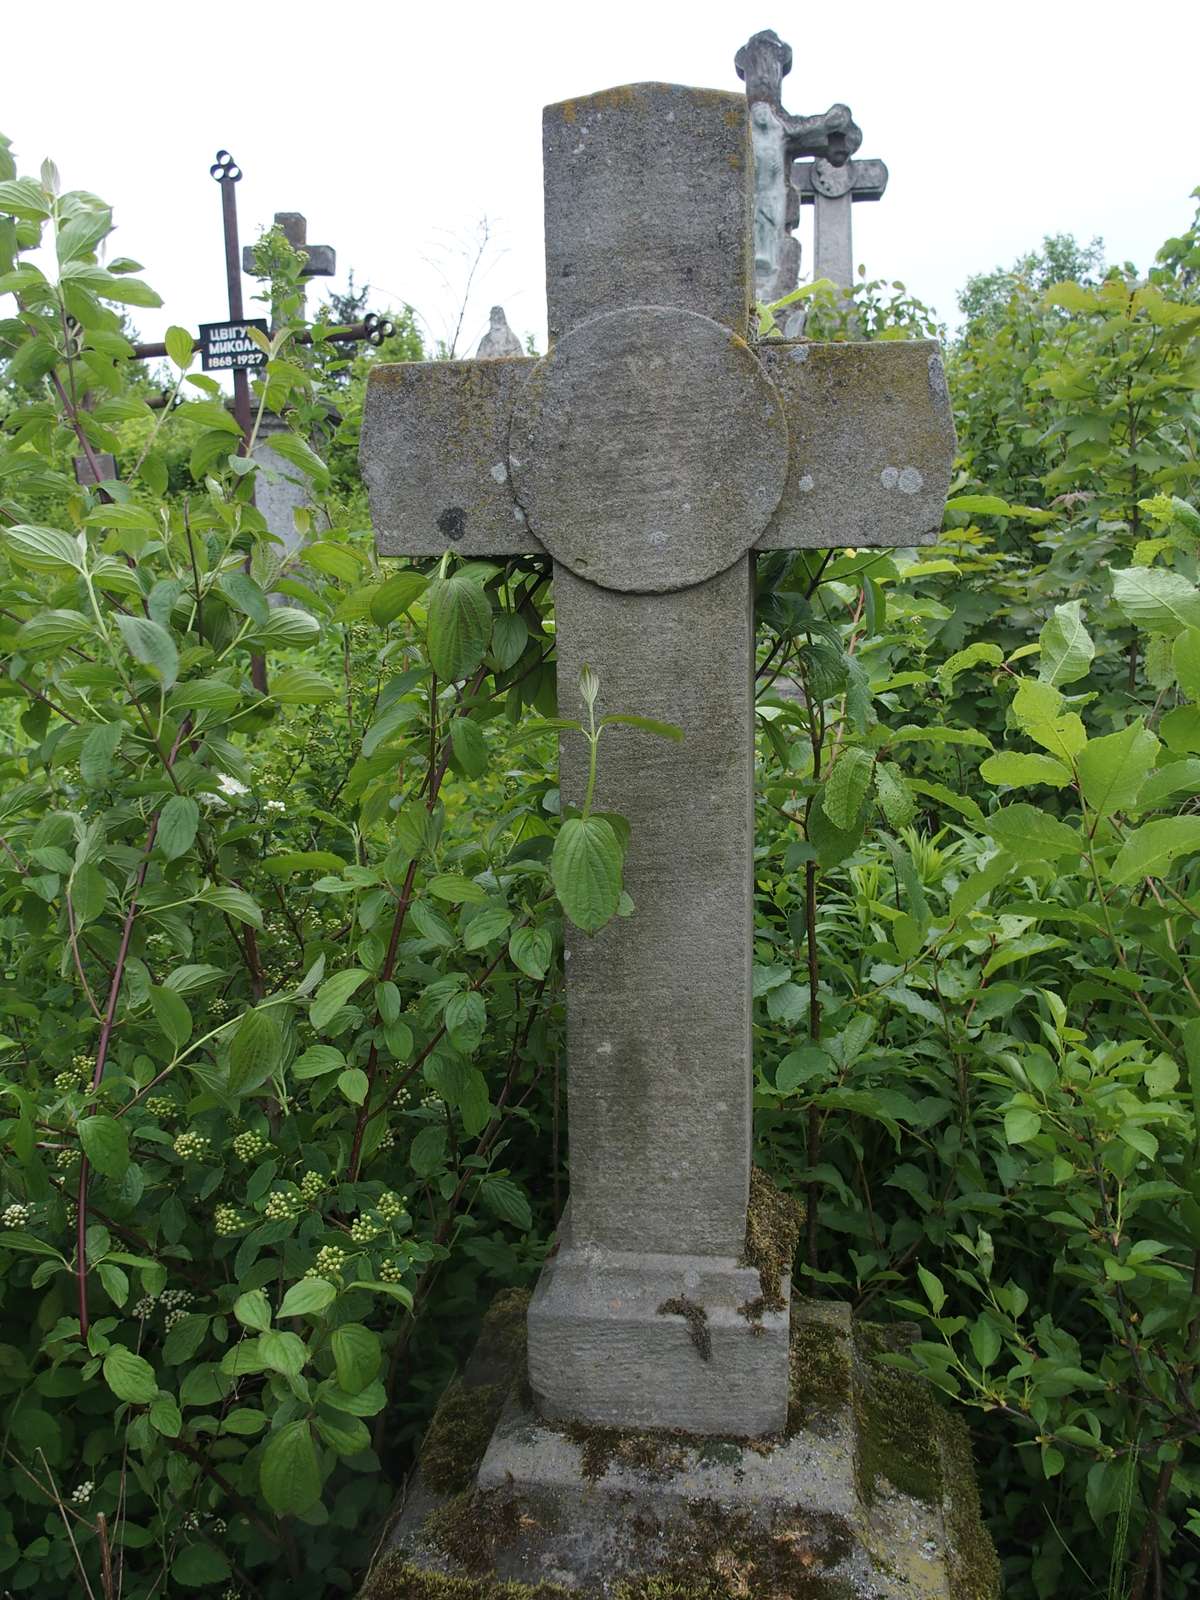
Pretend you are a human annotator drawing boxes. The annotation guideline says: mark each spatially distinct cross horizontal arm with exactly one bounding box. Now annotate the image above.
[755,339,955,551]
[360,358,541,559]
[793,157,888,202]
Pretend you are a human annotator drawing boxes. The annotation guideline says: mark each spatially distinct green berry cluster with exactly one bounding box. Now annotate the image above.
[232,1130,268,1162]
[264,1190,300,1223]
[349,1214,379,1244]
[210,997,230,1019]
[71,1052,92,1080]
[2,1203,31,1229]
[377,1191,408,1222]
[53,1070,78,1093]
[306,1244,345,1281]
[145,1096,177,1119]
[214,1205,243,1236]
[56,1148,79,1171]
[173,1131,210,1161]
[378,1260,404,1283]
[299,1170,325,1202]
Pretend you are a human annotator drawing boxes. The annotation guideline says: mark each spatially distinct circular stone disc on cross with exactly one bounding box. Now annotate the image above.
[508,306,789,593]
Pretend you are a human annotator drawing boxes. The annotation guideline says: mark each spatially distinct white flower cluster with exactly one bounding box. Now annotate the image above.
[1,1203,31,1229]
[70,1481,94,1506]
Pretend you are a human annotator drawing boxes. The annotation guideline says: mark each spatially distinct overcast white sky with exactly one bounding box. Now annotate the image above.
[4,0,1198,359]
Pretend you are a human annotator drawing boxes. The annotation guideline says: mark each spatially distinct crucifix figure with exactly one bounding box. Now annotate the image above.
[734,29,862,303]
[361,82,954,1438]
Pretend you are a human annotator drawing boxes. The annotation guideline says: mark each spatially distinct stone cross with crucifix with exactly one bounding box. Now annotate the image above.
[734,29,863,304]
[360,82,953,1440]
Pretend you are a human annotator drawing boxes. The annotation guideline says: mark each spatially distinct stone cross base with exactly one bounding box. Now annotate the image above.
[362,1293,1000,1600]
[527,1213,790,1436]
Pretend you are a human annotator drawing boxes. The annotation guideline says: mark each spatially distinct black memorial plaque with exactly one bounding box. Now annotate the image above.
[198,319,269,372]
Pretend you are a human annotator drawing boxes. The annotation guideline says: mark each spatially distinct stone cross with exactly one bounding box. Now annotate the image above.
[794,154,889,289]
[361,82,954,1438]
[734,29,861,303]
[242,210,336,326]
[243,212,337,560]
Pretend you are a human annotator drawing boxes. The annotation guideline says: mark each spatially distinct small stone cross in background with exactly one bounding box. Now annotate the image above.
[794,151,889,289]
[361,82,954,1440]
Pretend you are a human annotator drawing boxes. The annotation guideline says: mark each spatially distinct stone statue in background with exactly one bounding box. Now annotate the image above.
[734,28,861,303]
[476,304,523,357]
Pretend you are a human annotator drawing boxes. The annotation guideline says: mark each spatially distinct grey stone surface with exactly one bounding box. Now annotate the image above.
[362,356,536,558]
[374,1298,996,1599]
[526,1217,789,1436]
[360,79,956,1442]
[755,340,955,549]
[734,29,862,303]
[253,414,310,560]
[542,83,752,342]
[73,452,117,486]
[795,154,890,288]
[476,304,523,358]
[509,305,787,592]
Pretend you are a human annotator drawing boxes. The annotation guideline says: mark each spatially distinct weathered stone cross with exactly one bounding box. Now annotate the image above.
[242,210,336,325]
[361,82,954,1438]
[794,153,890,290]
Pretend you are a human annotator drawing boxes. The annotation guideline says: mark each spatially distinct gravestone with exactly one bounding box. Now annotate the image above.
[794,153,889,289]
[476,304,523,357]
[734,29,861,304]
[244,211,337,559]
[360,78,994,1600]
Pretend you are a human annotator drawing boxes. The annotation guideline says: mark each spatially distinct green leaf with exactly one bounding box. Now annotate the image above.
[445,990,486,1053]
[116,614,178,689]
[1109,817,1200,885]
[369,570,429,626]
[271,667,339,704]
[157,795,199,861]
[338,1068,369,1105]
[218,570,270,626]
[917,1264,946,1314]
[985,804,1081,862]
[278,1278,336,1318]
[229,1008,281,1093]
[331,1322,381,1393]
[874,760,916,826]
[776,1045,832,1093]
[292,1045,345,1080]
[462,907,513,951]
[148,985,192,1050]
[450,716,489,778]
[1173,628,1200,699]
[79,720,123,786]
[102,1345,157,1403]
[480,1175,533,1231]
[0,177,51,220]
[3,523,83,571]
[267,430,329,485]
[234,1289,272,1332]
[1111,566,1200,636]
[164,325,194,371]
[198,886,263,928]
[969,1317,1002,1370]
[311,968,370,1030]
[491,611,529,669]
[70,862,108,925]
[427,873,489,904]
[425,572,492,681]
[1005,1108,1042,1145]
[172,1544,230,1587]
[979,752,1072,789]
[938,642,1002,692]
[260,1330,307,1377]
[509,926,553,980]
[1077,722,1159,820]
[409,1125,446,1178]
[822,747,874,829]
[20,609,93,653]
[1038,601,1095,686]
[551,816,623,933]
[361,699,422,757]
[79,1115,129,1180]
[260,1419,321,1515]
[149,1394,182,1437]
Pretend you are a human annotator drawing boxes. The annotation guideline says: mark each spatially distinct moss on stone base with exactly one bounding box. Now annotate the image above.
[564,1420,691,1483]
[743,1168,803,1310]
[853,1322,941,1505]
[786,1311,852,1435]
[360,1552,570,1600]
[940,1410,1001,1600]
[419,1380,506,1496]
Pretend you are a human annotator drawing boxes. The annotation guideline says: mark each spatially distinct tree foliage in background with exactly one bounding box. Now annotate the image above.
[1,122,1200,1600]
